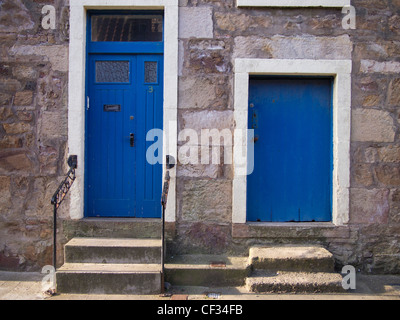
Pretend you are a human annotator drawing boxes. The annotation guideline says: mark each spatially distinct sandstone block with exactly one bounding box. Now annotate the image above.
[12,65,38,80]
[16,111,34,122]
[0,176,11,208]
[179,77,217,109]
[0,136,23,149]
[353,164,374,187]
[360,60,400,74]
[0,94,12,106]
[188,50,231,74]
[233,35,352,60]
[10,45,69,73]
[181,110,234,138]
[352,109,396,143]
[215,12,271,32]
[180,179,232,223]
[362,95,382,107]
[350,188,390,224]
[378,146,400,163]
[0,151,32,172]
[0,0,35,33]
[0,79,22,93]
[14,91,33,106]
[375,165,400,186]
[3,122,31,134]
[388,78,400,106]
[177,163,221,179]
[38,111,67,138]
[179,7,213,39]
[0,107,14,120]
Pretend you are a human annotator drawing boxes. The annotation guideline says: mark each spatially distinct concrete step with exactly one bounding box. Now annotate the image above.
[165,255,250,287]
[56,263,161,294]
[64,238,162,264]
[246,270,344,294]
[249,245,335,272]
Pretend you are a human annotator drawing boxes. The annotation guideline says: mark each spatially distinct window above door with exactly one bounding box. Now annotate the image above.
[87,11,165,54]
[236,0,350,7]
[91,13,163,42]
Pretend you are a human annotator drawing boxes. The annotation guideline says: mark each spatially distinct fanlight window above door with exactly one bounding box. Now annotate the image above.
[91,14,163,42]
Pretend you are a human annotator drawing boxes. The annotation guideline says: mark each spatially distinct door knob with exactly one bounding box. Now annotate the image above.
[130,133,135,147]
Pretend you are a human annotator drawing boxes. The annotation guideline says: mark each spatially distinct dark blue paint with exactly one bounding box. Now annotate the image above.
[247,77,333,222]
[85,11,164,218]
[85,54,163,218]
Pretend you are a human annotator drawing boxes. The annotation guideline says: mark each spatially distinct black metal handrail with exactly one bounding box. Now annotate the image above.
[51,155,77,270]
[160,170,170,293]
[160,155,175,293]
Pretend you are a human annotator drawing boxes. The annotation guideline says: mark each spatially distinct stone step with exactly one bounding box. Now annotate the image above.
[249,245,335,272]
[165,255,250,287]
[64,238,162,264]
[63,218,162,240]
[56,263,162,294]
[246,271,344,294]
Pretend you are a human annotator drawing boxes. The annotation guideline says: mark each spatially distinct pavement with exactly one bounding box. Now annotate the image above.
[0,271,399,300]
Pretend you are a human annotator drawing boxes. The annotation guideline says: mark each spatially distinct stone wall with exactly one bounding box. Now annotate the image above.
[0,0,399,274]
[0,0,69,270]
[173,0,400,274]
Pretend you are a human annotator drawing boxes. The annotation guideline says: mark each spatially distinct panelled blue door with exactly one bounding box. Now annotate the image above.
[86,54,163,217]
[247,77,333,222]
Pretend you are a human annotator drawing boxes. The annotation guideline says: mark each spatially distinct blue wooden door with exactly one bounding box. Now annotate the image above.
[247,77,333,222]
[85,54,163,218]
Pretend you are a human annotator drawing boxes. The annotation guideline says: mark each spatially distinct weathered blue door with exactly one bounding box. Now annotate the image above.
[247,77,333,222]
[86,54,163,217]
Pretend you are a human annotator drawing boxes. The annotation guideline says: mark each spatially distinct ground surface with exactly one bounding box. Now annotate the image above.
[0,271,399,300]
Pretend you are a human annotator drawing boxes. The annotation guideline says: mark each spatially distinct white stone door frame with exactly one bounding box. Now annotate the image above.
[68,0,178,222]
[232,59,352,226]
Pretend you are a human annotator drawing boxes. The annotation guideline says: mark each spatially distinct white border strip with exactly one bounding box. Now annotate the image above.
[237,0,350,7]
[68,0,178,222]
[233,59,352,226]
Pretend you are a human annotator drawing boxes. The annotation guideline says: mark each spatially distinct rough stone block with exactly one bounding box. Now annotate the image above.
[179,77,217,109]
[10,45,69,73]
[0,107,14,120]
[233,35,352,59]
[177,163,221,179]
[3,122,31,134]
[378,146,400,163]
[13,91,33,106]
[375,165,400,187]
[0,136,23,149]
[179,7,213,39]
[0,176,11,208]
[350,188,390,224]
[38,111,67,138]
[360,60,400,74]
[0,151,32,172]
[12,65,38,80]
[215,12,271,32]
[181,110,234,138]
[353,163,374,187]
[0,79,22,93]
[352,109,396,143]
[0,0,35,33]
[180,179,232,223]
[388,78,400,106]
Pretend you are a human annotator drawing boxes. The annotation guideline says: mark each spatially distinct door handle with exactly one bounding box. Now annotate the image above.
[130,133,135,147]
